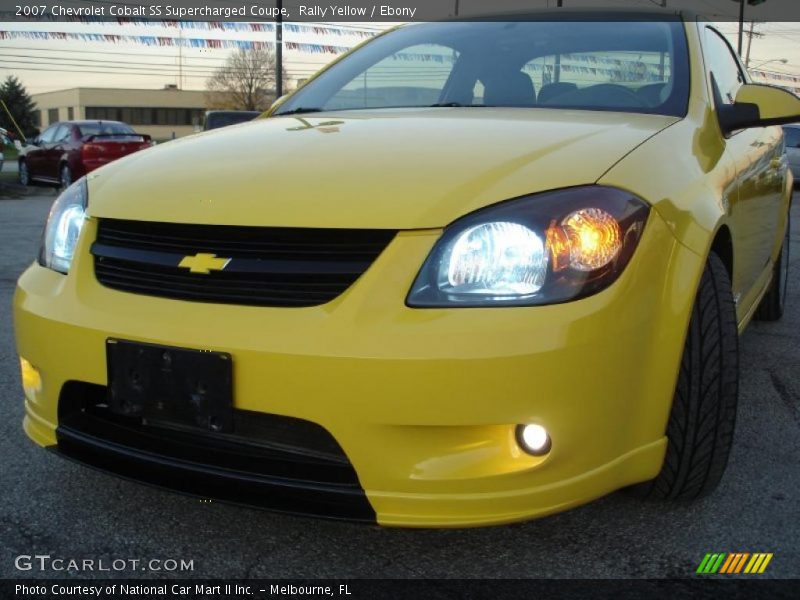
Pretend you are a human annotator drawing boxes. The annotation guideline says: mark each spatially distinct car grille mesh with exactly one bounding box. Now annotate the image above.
[92,219,396,307]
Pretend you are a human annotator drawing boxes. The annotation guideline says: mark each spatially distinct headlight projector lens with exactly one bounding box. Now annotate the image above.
[444,222,547,296]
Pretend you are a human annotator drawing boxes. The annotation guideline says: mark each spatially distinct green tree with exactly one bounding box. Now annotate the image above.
[0,76,38,139]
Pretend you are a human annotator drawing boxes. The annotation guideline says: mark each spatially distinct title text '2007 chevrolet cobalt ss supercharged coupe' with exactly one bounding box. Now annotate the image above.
[14,11,798,527]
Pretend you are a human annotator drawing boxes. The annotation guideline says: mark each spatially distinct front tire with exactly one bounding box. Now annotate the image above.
[18,160,30,186]
[59,164,72,190]
[631,252,739,500]
[755,213,790,321]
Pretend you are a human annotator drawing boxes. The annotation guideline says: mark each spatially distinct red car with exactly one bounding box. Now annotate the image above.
[18,120,152,188]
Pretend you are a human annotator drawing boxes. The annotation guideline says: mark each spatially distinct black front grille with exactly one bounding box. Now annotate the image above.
[56,382,375,521]
[92,219,396,307]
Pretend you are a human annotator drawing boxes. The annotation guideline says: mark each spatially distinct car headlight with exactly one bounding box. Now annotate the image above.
[407,186,649,307]
[39,177,88,274]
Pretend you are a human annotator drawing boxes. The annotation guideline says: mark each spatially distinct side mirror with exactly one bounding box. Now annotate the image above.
[719,83,800,135]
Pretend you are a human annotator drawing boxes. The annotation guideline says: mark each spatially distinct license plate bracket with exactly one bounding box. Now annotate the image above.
[107,339,233,433]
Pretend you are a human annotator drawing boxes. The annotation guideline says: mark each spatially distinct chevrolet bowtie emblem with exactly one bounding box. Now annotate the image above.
[178,253,231,274]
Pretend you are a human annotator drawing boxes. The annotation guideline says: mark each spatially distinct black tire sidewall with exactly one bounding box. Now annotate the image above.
[60,165,72,190]
[629,252,739,500]
[18,160,29,186]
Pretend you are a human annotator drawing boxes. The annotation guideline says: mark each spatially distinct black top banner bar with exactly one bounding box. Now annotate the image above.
[2,0,800,22]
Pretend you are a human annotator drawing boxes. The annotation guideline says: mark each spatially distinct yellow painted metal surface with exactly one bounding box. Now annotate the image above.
[13,20,792,526]
[85,109,677,229]
[16,210,687,526]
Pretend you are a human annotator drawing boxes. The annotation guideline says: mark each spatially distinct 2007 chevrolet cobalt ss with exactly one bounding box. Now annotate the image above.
[14,12,797,527]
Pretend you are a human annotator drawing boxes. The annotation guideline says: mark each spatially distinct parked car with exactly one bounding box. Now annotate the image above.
[18,120,151,188]
[14,12,797,527]
[202,110,261,131]
[785,124,800,184]
[0,126,13,173]
[0,127,7,173]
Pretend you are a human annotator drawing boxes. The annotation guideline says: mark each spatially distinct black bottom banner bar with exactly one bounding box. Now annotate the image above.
[2,579,799,600]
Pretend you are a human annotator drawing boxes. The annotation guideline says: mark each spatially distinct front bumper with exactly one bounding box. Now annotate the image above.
[15,212,702,527]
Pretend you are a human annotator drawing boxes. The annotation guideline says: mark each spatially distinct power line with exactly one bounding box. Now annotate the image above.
[0,57,345,77]
[0,58,220,75]
[0,45,228,62]
[0,53,224,71]
[0,46,351,69]
[0,56,355,78]
[0,57,449,77]
[0,63,450,83]
[0,63,210,78]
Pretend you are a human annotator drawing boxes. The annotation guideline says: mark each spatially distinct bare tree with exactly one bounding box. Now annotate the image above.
[206,48,287,111]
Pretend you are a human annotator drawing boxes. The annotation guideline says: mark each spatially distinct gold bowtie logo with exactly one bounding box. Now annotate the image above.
[178,253,231,274]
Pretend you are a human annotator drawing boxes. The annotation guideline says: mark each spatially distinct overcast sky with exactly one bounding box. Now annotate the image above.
[0,20,394,94]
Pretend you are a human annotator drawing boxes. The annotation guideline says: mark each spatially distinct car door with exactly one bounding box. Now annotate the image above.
[26,124,57,180]
[43,124,70,181]
[702,27,786,313]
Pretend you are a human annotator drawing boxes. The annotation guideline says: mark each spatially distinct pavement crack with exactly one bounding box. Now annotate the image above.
[769,370,800,426]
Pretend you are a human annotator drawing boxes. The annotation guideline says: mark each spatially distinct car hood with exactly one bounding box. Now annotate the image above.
[87,108,679,229]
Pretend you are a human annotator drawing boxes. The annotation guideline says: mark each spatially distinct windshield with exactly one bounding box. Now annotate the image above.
[276,19,689,117]
[78,122,135,137]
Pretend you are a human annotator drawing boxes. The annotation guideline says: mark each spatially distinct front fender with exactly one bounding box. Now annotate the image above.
[597,102,737,353]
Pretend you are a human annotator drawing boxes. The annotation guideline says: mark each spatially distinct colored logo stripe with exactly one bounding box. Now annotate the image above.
[744,553,774,574]
[719,553,749,573]
[697,553,773,574]
[697,553,726,574]
[719,554,736,573]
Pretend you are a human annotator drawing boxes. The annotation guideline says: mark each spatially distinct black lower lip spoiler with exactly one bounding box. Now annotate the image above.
[52,425,377,524]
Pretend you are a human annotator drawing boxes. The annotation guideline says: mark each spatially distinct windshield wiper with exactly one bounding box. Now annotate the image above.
[429,102,493,107]
[276,107,325,116]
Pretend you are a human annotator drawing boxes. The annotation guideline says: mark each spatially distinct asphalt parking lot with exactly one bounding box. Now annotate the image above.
[0,190,798,580]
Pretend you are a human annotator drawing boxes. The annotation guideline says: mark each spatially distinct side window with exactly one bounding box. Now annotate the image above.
[784,128,800,148]
[704,28,745,106]
[325,44,459,110]
[38,125,58,144]
[520,51,674,108]
[53,124,70,142]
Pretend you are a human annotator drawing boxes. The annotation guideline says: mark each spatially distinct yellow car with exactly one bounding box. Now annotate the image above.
[14,12,798,527]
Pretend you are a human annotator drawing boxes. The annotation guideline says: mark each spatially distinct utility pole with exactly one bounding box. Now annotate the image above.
[745,21,754,66]
[178,28,183,90]
[454,0,459,16]
[743,21,764,68]
[276,0,283,98]
[730,0,767,56]
[737,0,746,55]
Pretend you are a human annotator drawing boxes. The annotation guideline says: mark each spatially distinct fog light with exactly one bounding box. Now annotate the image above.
[20,357,42,400]
[516,424,551,456]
